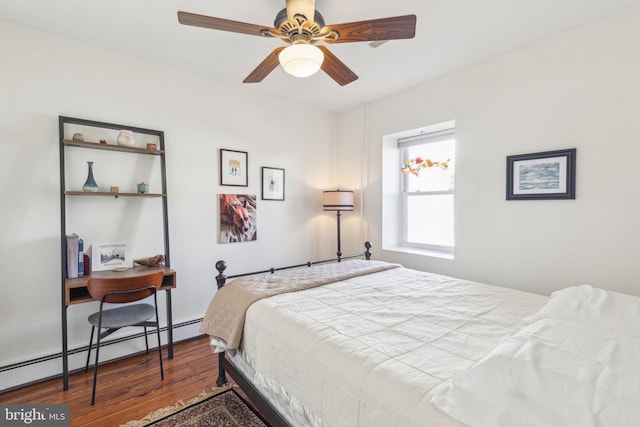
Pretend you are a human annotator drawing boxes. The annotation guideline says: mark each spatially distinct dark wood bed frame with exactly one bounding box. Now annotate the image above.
[212,242,373,427]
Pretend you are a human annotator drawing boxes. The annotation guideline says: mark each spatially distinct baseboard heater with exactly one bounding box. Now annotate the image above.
[0,318,203,374]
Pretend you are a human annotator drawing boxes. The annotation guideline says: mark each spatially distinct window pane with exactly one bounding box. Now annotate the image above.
[404,139,454,192]
[406,194,454,247]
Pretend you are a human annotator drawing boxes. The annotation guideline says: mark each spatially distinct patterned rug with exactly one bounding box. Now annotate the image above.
[121,385,268,427]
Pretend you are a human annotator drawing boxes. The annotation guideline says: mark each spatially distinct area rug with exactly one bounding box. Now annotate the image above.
[121,385,268,427]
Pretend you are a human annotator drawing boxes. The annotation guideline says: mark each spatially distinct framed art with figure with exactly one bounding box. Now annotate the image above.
[261,167,285,201]
[506,148,576,200]
[220,149,248,187]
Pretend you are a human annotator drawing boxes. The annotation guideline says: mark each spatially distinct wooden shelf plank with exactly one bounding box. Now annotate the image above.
[64,191,166,197]
[63,139,164,155]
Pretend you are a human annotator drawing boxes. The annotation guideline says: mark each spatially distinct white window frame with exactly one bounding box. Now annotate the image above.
[398,126,455,255]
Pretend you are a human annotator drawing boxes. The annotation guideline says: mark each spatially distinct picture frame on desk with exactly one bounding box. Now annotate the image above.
[91,243,131,271]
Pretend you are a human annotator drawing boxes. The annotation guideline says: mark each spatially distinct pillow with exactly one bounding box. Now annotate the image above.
[526,284,640,336]
[431,285,640,427]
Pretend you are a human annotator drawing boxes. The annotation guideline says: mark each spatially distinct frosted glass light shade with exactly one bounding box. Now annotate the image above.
[322,190,354,211]
[279,44,324,78]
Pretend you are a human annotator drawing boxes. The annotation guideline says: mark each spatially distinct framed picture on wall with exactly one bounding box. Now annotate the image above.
[506,148,576,200]
[220,149,248,186]
[219,194,257,243]
[261,167,285,201]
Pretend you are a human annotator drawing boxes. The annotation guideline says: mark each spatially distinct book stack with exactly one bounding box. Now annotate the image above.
[66,233,84,279]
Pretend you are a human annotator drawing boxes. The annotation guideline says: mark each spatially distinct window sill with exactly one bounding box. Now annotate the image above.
[383,245,454,260]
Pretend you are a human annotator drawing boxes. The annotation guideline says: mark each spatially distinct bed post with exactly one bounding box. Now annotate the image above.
[214,260,229,386]
[216,352,228,386]
[215,260,228,289]
[364,241,372,260]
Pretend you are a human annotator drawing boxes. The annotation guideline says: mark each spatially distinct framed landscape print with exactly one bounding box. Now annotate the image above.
[220,149,248,186]
[261,167,285,201]
[506,148,576,200]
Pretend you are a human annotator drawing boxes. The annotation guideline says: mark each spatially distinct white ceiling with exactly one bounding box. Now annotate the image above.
[2,0,639,112]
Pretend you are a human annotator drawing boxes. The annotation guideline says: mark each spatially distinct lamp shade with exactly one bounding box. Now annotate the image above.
[279,44,324,78]
[322,190,354,211]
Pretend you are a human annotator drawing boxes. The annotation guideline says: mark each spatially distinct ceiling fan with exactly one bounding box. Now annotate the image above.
[177,0,416,86]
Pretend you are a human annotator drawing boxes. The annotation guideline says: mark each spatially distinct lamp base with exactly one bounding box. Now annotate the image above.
[336,210,342,261]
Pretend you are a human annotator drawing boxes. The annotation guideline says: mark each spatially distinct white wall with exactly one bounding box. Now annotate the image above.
[0,19,338,389]
[340,8,640,297]
[5,6,640,391]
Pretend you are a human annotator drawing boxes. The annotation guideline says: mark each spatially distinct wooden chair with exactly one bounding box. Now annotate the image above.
[84,270,165,405]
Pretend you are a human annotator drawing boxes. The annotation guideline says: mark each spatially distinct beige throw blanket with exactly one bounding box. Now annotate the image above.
[200,260,400,351]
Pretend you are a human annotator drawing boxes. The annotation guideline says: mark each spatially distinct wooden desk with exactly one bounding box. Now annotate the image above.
[62,266,176,390]
[65,266,176,305]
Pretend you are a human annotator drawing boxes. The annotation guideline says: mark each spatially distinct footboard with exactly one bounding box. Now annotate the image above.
[211,241,373,427]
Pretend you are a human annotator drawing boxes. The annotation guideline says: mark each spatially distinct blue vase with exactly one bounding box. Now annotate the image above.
[82,161,99,192]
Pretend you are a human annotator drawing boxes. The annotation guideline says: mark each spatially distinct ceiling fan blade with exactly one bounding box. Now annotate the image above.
[317,46,358,86]
[322,15,416,44]
[243,47,286,83]
[177,11,277,37]
[286,0,316,23]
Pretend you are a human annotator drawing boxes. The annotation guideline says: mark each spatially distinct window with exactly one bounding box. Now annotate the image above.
[399,125,455,254]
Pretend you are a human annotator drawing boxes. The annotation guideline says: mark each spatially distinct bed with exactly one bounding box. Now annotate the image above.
[200,243,640,427]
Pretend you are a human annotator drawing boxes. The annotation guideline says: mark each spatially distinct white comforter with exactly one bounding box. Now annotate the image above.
[432,285,640,427]
[230,265,548,426]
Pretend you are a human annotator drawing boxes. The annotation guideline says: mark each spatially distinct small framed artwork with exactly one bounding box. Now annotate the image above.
[261,167,285,201]
[220,149,248,187]
[506,148,576,200]
[91,243,131,271]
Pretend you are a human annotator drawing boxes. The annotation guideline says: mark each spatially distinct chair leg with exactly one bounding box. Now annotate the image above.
[144,326,149,355]
[91,316,103,405]
[154,294,164,381]
[85,326,95,373]
[156,322,164,380]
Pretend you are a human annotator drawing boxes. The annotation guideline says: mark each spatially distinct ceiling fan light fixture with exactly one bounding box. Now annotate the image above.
[278,44,324,78]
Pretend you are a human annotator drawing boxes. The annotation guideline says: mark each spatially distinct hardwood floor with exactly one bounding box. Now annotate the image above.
[0,336,231,427]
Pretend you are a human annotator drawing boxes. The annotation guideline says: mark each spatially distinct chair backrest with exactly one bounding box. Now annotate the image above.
[87,271,165,304]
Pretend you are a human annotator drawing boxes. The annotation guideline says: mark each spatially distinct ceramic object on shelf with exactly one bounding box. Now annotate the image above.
[137,182,149,194]
[116,130,136,147]
[82,161,99,192]
[72,133,84,141]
